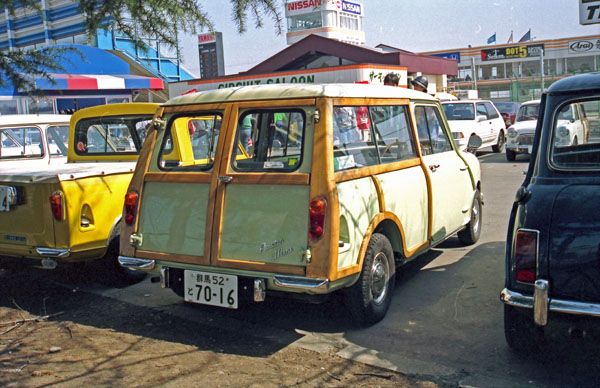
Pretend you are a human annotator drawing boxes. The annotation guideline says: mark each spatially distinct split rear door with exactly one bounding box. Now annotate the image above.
[134,100,315,275]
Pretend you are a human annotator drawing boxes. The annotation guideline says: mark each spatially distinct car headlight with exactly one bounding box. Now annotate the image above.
[507,127,517,137]
[558,126,570,137]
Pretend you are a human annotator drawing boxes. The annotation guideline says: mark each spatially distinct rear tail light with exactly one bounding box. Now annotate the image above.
[124,191,139,225]
[49,192,63,221]
[309,197,327,239]
[514,229,539,283]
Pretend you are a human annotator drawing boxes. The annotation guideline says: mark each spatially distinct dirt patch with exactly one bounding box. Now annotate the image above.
[0,306,448,388]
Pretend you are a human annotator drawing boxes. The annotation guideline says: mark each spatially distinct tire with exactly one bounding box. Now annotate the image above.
[504,304,544,353]
[345,233,395,325]
[492,131,505,153]
[103,238,147,286]
[458,189,482,245]
[506,149,516,161]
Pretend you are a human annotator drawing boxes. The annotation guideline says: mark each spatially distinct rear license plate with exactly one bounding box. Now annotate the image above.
[0,185,17,211]
[184,270,238,309]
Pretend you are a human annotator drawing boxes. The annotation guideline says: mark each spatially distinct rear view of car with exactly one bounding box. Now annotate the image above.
[501,73,600,352]
[494,102,520,128]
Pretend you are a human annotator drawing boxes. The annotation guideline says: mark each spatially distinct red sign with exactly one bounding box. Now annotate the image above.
[198,33,216,44]
[287,0,322,11]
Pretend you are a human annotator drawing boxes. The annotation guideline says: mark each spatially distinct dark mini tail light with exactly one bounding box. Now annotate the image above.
[309,197,327,239]
[514,229,539,283]
[49,192,63,221]
[124,191,139,225]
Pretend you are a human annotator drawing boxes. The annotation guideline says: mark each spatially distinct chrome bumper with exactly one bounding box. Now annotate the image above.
[36,247,70,258]
[273,275,329,291]
[501,279,600,326]
[118,256,156,270]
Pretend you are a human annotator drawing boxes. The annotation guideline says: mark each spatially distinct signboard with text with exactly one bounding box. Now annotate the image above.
[430,51,461,63]
[569,38,600,53]
[481,44,544,61]
[580,0,600,25]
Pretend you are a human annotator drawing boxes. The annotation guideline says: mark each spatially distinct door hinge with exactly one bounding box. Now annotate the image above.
[129,233,143,248]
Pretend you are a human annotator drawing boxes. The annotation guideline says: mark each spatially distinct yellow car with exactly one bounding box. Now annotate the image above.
[0,103,158,282]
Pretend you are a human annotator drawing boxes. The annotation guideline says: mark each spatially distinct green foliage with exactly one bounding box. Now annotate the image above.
[0,0,282,93]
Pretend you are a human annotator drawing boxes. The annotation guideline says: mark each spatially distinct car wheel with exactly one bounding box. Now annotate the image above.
[458,189,482,245]
[504,305,544,353]
[345,233,395,325]
[506,149,516,161]
[103,238,147,286]
[492,131,505,153]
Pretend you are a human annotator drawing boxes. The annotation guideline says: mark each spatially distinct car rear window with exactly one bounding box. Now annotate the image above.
[232,109,305,172]
[516,104,539,122]
[0,126,43,159]
[159,113,223,171]
[46,125,69,157]
[550,98,600,170]
[75,115,151,155]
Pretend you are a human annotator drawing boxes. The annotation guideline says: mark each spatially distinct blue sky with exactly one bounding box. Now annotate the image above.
[180,0,599,77]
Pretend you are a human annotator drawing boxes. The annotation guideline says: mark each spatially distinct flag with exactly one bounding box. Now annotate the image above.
[507,30,513,44]
[487,33,496,44]
[518,29,531,43]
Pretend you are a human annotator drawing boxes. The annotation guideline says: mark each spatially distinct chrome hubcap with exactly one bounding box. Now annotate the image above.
[472,199,480,235]
[370,252,389,305]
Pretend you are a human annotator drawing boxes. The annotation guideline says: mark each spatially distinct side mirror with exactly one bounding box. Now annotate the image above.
[467,134,483,149]
[477,115,487,122]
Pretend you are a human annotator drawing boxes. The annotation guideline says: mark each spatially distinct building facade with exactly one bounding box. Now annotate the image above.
[285,0,365,45]
[0,0,195,114]
[422,34,600,102]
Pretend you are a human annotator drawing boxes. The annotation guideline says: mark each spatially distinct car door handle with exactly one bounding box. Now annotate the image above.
[217,175,233,184]
[429,164,440,172]
[460,166,469,171]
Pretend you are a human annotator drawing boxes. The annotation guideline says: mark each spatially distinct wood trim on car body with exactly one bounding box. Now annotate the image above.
[120,107,164,258]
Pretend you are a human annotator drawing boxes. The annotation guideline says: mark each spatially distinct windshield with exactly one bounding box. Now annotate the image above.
[516,104,539,122]
[442,103,475,120]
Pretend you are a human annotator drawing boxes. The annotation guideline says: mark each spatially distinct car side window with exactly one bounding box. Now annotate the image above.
[75,115,147,155]
[550,98,600,169]
[484,102,500,119]
[415,106,453,155]
[46,125,69,157]
[371,105,417,163]
[0,127,44,159]
[476,103,488,120]
[332,106,378,171]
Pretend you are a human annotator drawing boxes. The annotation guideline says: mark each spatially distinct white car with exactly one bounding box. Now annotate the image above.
[442,100,506,153]
[0,115,70,169]
[505,100,539,161]
[505,100,589,161]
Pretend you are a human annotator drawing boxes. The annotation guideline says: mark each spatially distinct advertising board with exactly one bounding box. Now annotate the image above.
[481,44,544,61]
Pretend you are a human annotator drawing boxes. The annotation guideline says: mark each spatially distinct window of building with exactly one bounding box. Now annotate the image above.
[567,56,596,73]
[0,100,18,115]
[340,14,359,30]
[287,12,322,32]
[322,10,337,27]
[26,98,54,114]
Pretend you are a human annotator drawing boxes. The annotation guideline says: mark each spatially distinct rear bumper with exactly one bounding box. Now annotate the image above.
[501,281,600,326]
[0,242,104,263]
[118,256,340,294]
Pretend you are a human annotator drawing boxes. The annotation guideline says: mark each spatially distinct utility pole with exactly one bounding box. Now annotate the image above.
[540,49,544,95]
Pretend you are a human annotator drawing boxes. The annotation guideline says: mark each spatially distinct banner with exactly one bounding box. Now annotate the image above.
[481,44,544,61]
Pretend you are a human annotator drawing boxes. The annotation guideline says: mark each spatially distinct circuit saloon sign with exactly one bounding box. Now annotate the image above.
[481,44,545,61]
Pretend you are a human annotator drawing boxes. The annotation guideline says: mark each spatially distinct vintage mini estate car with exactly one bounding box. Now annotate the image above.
[0,114,70,169]
[442,99,506,153]
[501,72,600,351]
[0,103,158,282]
[119,84,482,324]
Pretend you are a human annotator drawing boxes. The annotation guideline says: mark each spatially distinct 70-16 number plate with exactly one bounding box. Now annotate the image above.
[184,270,238,309]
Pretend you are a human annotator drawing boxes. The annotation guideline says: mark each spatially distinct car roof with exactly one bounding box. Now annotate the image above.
[166,83,438,107]
[520,99,540,106]
[547,72,600,94]
[441,99,492,104]
[0,114,70,127]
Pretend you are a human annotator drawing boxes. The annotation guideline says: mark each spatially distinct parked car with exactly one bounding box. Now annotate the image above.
[505,100,540,161]
[119,84,482,325]
[494,101,520,127]
[0,103,158,283]
[442,100,506,153]
[505,100,589,161]
[500,73,600,352]
[0,114,70,169]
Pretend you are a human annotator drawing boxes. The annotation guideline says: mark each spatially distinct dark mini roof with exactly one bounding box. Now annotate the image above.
[547,73,600,94]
